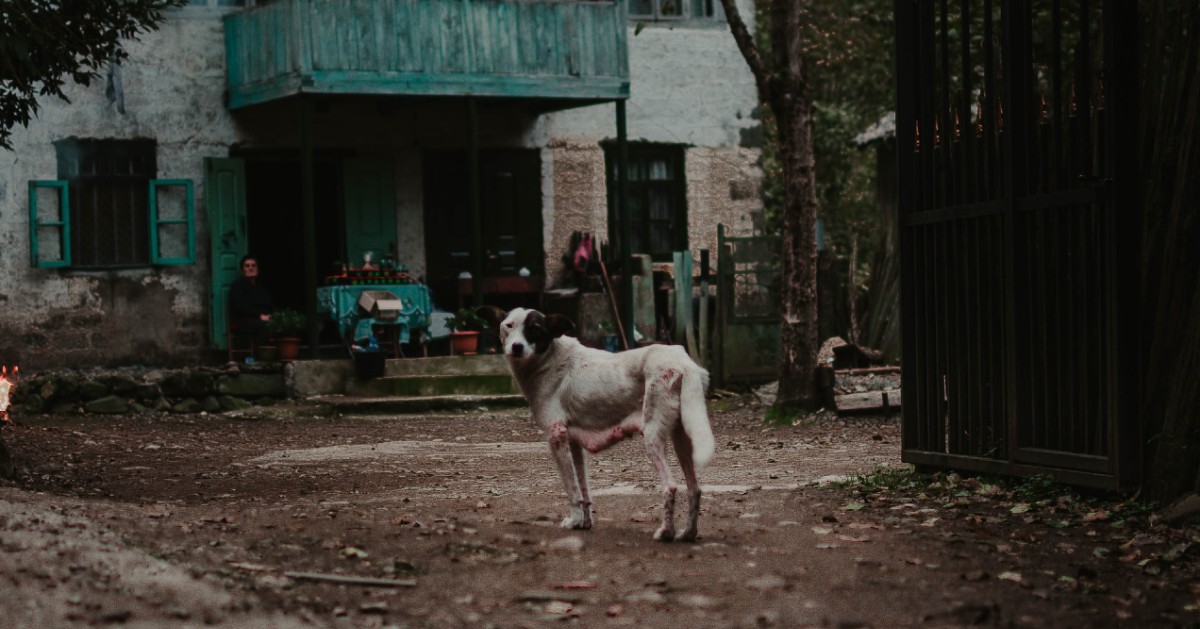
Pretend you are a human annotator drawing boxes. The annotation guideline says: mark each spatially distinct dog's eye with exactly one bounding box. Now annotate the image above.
[504,322,514,329]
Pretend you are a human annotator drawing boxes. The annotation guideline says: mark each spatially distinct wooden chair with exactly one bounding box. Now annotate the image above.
[370,323,409,358]
[226,311,258,363]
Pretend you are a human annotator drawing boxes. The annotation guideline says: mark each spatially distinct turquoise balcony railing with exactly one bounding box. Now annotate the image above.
[224,0,630,110]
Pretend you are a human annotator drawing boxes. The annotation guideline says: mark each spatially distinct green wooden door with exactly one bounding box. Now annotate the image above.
[343,158,396,267]
[205,158,247,349]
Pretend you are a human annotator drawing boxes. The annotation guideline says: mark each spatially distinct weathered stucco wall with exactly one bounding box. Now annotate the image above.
[543,14,764,281]
[0,15,235,369]
[1,6,762,369]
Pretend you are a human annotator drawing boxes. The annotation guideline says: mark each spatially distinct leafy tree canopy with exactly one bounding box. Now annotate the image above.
[757,0,894,260]
[0,0,184,150]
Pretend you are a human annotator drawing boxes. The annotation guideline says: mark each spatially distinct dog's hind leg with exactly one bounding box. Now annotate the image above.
[646,432,677,542]
[672,422,702,542]
[548,422,592,529]
[643,370,683,542]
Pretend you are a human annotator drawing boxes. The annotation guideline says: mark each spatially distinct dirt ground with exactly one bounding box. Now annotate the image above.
[1,392,1197,628]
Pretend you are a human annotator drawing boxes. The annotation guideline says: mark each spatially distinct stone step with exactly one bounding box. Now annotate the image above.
[380,354,511,377]
[315,394,527,415]
[346,373,520,398]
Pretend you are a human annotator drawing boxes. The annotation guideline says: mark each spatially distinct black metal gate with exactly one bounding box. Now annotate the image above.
[894,0,1140,488]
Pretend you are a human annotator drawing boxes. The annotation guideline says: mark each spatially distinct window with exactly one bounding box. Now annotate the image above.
[605,144,688,262]
[628,0,723,21]
[29,139,194,269]
[185,0,246,6]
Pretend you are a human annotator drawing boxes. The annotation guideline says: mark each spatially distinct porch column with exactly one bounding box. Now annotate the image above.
[300,96,319,358]
[616,100,633,348]
[468,98,484,307]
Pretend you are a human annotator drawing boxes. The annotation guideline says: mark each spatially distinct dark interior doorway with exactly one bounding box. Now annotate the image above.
[244,157,343,341]
[423,149,544,310]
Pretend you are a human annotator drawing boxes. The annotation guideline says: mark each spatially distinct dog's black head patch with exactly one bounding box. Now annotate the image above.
[495,308,575,358]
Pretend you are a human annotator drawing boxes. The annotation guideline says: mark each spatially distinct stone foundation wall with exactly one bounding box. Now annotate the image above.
[10,364,288,416]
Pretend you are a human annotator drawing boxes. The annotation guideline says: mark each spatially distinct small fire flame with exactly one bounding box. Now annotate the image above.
[0,366,17,423]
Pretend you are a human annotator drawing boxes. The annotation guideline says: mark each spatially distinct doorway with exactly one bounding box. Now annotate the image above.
[243,157,342,324]
[422,149,544,310]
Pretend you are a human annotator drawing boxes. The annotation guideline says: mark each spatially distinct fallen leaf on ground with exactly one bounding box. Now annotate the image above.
[837,534,870,543]
[842,502,866,511]
[998,571,1023,583]
[554,580,596,590]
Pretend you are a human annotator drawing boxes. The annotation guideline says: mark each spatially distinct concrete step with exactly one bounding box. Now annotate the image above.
[346,373,520,398]
[381,354,511,377]
[315,394,527,415]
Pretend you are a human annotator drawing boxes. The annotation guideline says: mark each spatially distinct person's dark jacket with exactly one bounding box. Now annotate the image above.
[229,277,273,323]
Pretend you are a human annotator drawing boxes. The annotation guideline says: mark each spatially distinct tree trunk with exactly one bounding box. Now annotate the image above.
[719,0,823,411]
[774,97,821,410]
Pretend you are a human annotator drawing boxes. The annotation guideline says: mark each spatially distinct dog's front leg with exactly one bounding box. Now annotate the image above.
[548,422,591,529]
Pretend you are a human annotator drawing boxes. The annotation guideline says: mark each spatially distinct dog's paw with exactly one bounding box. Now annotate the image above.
[653,526,675,542]
[676,527,698,543]
[560,515,592,530]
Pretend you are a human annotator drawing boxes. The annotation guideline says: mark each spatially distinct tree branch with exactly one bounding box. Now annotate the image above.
[718,0,774,107]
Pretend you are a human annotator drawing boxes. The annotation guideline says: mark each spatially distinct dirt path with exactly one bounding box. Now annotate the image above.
[0,398,1195,628]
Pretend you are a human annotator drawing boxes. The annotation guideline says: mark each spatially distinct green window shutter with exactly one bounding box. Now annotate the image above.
[149,179,196,265]
[28,180,71,268]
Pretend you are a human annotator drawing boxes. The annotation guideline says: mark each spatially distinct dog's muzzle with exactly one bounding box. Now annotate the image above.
[510,342,525,357]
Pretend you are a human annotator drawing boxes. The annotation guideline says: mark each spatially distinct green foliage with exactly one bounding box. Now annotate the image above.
[839,466,925,493]
[0,0,185,150]
[267,309,306,338]
[763,404,811,426]
[452,308,485,333]
[752,0,894,270]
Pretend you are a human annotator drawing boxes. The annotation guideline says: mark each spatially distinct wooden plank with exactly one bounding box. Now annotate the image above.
[284,572,416,588]
[835,389,902,415]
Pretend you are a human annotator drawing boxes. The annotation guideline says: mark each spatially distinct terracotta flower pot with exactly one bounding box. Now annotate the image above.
[274,337,302,362]
[449,330,479,355]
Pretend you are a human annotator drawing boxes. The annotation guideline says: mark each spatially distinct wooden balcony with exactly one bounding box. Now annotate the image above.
[223,0,630,110]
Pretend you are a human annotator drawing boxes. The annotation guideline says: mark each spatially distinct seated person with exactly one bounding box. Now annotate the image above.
[229,255,273,345]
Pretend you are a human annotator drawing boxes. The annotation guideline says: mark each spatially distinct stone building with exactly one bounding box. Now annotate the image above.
[0,0,763,369]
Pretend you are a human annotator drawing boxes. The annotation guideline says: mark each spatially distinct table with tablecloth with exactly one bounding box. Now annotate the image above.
[316,283,432,345]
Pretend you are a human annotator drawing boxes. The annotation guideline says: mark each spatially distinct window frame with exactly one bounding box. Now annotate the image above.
[36,139,195,269]
[605,143,689,263]
[627,0,725,23]
[28,180,72,268]
[149,179,197,265]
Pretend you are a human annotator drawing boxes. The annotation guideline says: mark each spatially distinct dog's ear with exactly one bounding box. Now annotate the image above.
[475,306,507,330]
[545,313,575,339]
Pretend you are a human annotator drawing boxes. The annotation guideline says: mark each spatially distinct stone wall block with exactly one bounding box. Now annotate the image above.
[135,383,162,400]
[200,396,222,413]
[98,375,141,395]
[84,395,128,414]
[218,395,252,412]
[171,398,202,413]
[78,380,110,401]
[160,371,214,398]
[217,373,285,398]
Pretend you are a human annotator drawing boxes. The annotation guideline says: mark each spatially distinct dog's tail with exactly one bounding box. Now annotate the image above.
[680,365,715,470]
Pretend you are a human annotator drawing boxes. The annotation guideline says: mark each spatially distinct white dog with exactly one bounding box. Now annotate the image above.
[479,307,715,542]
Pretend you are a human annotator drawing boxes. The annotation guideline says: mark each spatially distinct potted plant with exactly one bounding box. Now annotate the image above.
[449,308,484,355]
[267,309,307,361]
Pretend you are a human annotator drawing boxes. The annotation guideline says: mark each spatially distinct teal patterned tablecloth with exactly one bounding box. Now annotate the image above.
[316,284,432,344]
